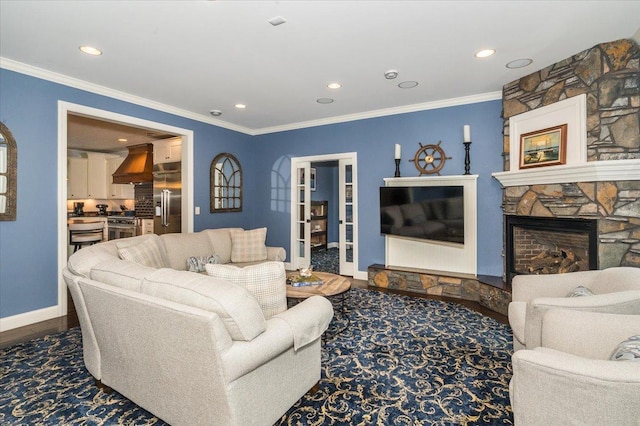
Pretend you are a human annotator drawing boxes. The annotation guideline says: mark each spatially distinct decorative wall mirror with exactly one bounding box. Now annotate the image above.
[210,153,242,212]
[0,121,17,221]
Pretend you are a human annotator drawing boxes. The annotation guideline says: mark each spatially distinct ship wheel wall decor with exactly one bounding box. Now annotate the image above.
[412,141,452,176]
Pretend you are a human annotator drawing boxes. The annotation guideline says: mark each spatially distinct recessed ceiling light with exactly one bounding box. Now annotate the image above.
[475,49,496,58]
[506,58,533,69]
[210,109,222,116]
[118,138,128,142]
[398,81,419,89]
[234,104,246,109]
[317,98,334,104]
[327,83,342,89]
[268,16,287,26]
[79,45,102,56]
[384,70,399,79]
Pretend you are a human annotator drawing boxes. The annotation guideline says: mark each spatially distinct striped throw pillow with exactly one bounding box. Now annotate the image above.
[117,239,168,268]
[230,228,268,263]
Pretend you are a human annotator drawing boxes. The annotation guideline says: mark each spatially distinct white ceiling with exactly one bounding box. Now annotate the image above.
[1,1,639,140]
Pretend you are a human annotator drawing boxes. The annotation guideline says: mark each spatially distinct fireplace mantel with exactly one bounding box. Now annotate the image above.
[492,159,640,187]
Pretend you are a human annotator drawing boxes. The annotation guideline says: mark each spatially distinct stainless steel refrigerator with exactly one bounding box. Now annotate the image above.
[153,161,182,235]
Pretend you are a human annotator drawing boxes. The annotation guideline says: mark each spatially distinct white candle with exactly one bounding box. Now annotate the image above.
[463,125,471,143]
[394,144,401,159]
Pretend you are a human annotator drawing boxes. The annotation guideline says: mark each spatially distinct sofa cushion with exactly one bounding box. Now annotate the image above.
[230,228,268,263]
[203,228,242,264]
[140,268,266,341]
[205,261,287,319]
[160,231,214,270]
[116,235,169,268]
[610,335,640,362]
[90,259,156,292]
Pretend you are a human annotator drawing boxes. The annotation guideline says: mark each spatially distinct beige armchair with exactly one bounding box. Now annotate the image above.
[510,309,640,426]
[508,267,640,350]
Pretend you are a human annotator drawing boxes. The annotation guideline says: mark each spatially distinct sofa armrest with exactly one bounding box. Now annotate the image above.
[524,290,640,348]
[273,295,334,350]
[541,309,640,360]
[511,347,640,426]
[220,296,333,381]
[266,246,286,262]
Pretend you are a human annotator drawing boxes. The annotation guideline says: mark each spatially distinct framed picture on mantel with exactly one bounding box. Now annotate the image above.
[519,124,567,169]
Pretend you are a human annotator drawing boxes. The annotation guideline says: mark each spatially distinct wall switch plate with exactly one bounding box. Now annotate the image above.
[195,206,200,215]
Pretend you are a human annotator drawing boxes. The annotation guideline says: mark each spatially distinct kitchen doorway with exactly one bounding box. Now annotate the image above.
[57,101,195,318]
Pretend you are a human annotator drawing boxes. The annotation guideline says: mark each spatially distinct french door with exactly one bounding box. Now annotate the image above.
[292,161,312,270]
[290,153,358,276]
[338,158,356,276]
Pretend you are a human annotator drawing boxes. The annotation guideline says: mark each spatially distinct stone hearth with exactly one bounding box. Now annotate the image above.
[367,265,511,315]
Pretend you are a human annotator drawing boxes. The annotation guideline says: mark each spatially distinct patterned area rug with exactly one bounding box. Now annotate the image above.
[0,289,513,425]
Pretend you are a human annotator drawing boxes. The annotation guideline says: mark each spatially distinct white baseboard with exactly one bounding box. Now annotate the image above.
[353,270,368,280]
[327,242,339,249]
[0,305,61,332]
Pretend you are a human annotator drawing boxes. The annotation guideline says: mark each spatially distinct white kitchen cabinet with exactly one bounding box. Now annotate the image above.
[153,137,182,164]
[67,157,88,199]
[107,156,135,199]
[86,153,107,199]
[140,218,154,235]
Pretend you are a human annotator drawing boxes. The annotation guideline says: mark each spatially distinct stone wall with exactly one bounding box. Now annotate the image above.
[501,38,640,270]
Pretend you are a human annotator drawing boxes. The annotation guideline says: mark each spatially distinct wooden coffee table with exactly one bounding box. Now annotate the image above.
[286,271,351,300]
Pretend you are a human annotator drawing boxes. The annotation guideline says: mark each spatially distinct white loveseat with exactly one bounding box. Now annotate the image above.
[510,309,640,425]
[63,228,334,426]
[508,267,640,351]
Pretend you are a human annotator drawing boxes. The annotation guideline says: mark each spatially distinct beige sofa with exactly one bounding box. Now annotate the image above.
[510,309,640,425]
[508,267,640,351]
[63,229,334,426]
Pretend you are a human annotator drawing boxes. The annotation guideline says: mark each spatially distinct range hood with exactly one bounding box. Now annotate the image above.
[112,143,153,184]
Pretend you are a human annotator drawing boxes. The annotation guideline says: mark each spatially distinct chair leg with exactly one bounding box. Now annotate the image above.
[307,381,320,395]
[94,379,113,394]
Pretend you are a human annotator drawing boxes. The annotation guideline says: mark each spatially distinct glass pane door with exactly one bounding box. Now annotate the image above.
[293,161,311,270]
[339,159,355,276]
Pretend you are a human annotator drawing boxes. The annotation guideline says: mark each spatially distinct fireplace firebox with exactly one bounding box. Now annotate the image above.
[505,215,598,285]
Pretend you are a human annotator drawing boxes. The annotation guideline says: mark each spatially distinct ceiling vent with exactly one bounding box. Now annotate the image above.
[112,143,153,184]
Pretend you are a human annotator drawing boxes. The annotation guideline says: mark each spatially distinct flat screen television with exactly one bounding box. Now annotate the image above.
[380,185,464,244]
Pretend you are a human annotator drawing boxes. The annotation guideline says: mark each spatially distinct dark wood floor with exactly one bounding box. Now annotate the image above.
[0,279,507,350]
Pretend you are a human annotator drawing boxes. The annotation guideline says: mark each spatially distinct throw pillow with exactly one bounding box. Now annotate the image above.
[567,285,593,297]
[230,227,268,263]
[117,238,168,268]
[186,254,221,273]
[610,335,640,362]
[205,261,287,319]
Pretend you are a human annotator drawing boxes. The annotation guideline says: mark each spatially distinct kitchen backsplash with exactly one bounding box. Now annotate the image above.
[134,183,154,218]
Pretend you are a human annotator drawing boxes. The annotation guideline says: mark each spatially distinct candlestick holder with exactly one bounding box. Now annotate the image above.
[463,141,471,175]
[394,158,401,177]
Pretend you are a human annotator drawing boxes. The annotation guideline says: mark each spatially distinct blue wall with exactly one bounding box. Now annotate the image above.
[252,102,504,277]
[0,69,255,318]
[0,67,504,320]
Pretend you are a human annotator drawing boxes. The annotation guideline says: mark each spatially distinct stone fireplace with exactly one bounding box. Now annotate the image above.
[505,215,598,284]
[493,38,640,282]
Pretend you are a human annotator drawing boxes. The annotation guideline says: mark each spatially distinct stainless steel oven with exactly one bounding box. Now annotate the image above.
[107,216,137,240]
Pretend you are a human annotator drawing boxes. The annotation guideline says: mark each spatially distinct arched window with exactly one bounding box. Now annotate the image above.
[210,153,242,212]
[0,122,17,221]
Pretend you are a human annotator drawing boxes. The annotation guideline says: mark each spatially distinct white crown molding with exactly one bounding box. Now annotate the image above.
[492,159,640,187]
[0,57,254,135]
[2,57,501,137]
[254,92,502,135]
